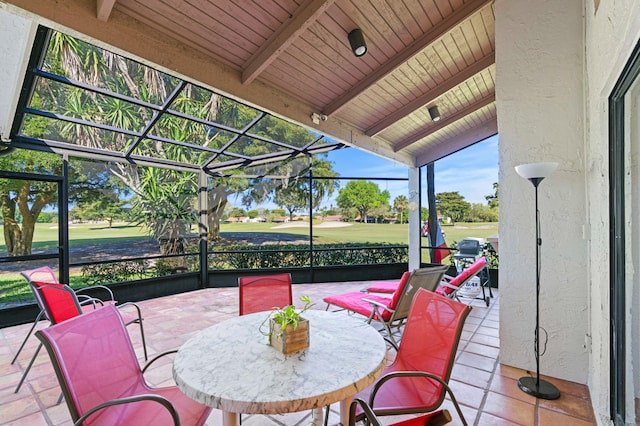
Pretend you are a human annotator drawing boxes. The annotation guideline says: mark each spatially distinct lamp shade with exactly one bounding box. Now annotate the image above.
[348,29,367,57]
[515,162,558,180]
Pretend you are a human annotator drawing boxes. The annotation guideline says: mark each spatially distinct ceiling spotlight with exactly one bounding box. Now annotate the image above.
[348,29,367,57]
[428,106,440,122]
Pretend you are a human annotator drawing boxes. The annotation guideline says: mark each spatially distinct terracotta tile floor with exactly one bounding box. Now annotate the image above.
[0,282,596,425]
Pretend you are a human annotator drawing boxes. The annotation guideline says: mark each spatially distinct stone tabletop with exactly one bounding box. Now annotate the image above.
[173,309,387,417]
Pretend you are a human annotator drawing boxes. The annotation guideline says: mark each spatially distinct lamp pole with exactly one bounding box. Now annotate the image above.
[515,163,560,400]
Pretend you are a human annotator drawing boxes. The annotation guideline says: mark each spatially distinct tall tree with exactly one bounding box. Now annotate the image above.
[0,152,125,255]
[435,191,470,223]
[393,195,409,224]
[272,178,306,220]
[270,157,340,220]
[336,181,389,222]
[485,182,499,209]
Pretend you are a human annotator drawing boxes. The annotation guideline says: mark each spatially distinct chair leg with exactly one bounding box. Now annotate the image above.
[15,342,42,393]
[120,302,148,361]
[137,318,148,361]
[444,385,468,426]
[11,310,45,365]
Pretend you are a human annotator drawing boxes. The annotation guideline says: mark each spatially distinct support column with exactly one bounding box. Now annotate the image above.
[0,8,36,140]
[408,167,420,271]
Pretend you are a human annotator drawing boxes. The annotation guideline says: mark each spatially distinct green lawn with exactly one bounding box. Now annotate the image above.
[218,221,498,246]
[0,220,498,251]
[0,221,497,303]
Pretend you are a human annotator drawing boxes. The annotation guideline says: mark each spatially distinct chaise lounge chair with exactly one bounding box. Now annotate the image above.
[436,256,492,306]
[323,265,448,346]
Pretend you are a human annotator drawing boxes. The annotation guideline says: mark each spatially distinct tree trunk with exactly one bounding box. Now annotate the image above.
[1,181,56,256]
[1,193,24,256]
[207,186,230,241]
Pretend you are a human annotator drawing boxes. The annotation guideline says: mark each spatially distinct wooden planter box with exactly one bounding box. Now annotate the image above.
[269,317,309,354]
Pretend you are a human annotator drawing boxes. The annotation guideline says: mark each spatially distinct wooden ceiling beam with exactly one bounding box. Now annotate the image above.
[322,0,493,116]
[415,117,497,166]
[96,0,116,22]
[366,52,494,136]
[393,93,495,152]
[242,0,335,85]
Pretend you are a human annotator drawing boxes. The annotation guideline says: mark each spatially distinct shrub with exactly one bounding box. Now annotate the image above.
[81,259,149,285]
[208,242,408,270]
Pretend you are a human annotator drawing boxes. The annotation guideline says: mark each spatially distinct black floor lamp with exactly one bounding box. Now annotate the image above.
[514,162,561,400]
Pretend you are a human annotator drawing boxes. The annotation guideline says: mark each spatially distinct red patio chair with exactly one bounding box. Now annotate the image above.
[239,273,293,315]
[35,304,211,425]
[351,288,471,425]
[11,266,61,366]
[11,266,146,365]
[14,280,147,393]
[349,399,452,426]
[238,273,293,425]
[323,265,449,346]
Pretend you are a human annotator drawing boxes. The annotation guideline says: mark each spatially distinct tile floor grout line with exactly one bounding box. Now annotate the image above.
[459,295,500,426]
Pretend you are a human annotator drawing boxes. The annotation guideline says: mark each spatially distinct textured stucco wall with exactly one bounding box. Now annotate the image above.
[584,0,640,424]
[495,0,589,384]
[0,8,35,140]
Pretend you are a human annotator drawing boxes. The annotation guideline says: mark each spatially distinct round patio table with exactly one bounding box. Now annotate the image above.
[173,309,387,426]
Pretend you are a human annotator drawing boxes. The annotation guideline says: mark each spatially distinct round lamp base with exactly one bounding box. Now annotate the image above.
[517,376,560,400]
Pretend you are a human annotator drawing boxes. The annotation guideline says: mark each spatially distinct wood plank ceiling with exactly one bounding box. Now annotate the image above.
[3,0,496,168]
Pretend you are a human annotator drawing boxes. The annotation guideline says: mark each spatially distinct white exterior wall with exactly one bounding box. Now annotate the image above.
[0,8,36,140]
[584,0,640,424]
[495,0,589,385]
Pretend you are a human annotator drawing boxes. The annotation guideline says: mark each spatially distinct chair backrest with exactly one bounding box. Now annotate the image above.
[35,304,145,424]
[396,288,471,402]
[239,273,293,315]
[21,266,59,284]
[438,256,487,296]
[456,238,481,256]
[22,267,59,316]
[31,281,84,324]
[386,265,449,321]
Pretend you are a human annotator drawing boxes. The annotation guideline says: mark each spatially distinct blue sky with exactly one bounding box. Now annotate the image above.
[325,134,499,206]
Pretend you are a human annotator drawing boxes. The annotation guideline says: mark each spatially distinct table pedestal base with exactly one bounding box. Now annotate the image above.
[310,407,324,425]
[340,398,351,426]
[221,401,349,426]
[222,411,237,426]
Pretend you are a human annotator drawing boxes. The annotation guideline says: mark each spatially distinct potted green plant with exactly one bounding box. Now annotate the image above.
[260,295,314,354]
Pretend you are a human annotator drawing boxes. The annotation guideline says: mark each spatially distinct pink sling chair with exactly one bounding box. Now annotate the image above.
[323,265,449,346]
[239,273,293,315]
[351,288,472,426]
[35,304,211,425]
[14,275,147,393]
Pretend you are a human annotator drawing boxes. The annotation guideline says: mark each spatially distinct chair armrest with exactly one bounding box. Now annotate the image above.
[362,298,393,313]
[439,282,460,292]
[74,285,115,302]
[115,301,143,324]
[370,371,466,425]
[75,294,99,308]
[349,398,383,426]
[73,394,179,426]
[141,350,178,374]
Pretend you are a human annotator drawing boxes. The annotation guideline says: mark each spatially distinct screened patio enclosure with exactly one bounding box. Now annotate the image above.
[1,25,436,327]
